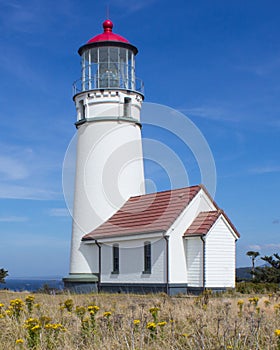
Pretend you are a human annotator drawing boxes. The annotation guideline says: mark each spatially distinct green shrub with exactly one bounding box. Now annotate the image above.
[236,281,279,294]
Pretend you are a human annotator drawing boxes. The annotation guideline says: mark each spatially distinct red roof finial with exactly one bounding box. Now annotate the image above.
[85,19,130,44]
[103,19,113,33]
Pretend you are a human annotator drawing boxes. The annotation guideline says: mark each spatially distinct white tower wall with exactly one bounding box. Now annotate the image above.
[70,91,145,274]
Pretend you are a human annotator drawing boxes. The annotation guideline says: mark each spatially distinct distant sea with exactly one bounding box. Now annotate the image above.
[0,278,64,292]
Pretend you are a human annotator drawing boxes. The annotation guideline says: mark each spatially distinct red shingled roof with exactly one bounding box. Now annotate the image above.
[184,210,240,237]
[82,185,201,240]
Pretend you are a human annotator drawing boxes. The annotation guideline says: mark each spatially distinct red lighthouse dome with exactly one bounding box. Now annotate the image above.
[87,19,129,44]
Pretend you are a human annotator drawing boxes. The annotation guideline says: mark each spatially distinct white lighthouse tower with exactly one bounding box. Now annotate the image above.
[65,19,145,287]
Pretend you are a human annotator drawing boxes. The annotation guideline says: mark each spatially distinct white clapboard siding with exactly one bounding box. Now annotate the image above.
[185,237,203,287]
[205,216,236,288]
[168,188,216,283]
[100,238,166,283]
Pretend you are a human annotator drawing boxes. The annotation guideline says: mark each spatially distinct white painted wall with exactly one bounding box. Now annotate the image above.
[204,216,236,288]
[168,188,216,283]
[100,238,166,284]
[185,237,203,287]
[70,90,145,274]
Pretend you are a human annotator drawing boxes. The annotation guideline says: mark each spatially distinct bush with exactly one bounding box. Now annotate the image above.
[236,281,279,294]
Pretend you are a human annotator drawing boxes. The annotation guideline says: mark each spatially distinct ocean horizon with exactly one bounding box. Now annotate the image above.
[0,277,64,292]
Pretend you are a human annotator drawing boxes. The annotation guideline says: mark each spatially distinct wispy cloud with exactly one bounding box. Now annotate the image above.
[0,144,63,200]
[248,243,280,252]
[235,57,280,77]
[181,106,239,123]
[0,48,49,92]
[0,216,28,222]
[0,155,30,180]
[0,184,60,200]
[249,166,280,175]
[113,0,158,14]
[49,208,70,217]
[264,243,280,250]
[248,245,261,251]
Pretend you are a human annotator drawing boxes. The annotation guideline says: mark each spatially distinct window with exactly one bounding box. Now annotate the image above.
[123,97,131,118]
[112,244,119,274]
[79,100,85,120]
[143,241,151,274]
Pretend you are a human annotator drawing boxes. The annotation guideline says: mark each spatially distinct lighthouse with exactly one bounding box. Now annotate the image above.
[64,19,145,288]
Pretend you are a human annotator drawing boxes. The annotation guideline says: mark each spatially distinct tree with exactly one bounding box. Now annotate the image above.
[254,253,280,283]
[0,268,8,284]
[246,251,260,278]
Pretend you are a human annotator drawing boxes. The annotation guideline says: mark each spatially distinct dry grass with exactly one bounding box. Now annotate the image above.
[1,290,280,349]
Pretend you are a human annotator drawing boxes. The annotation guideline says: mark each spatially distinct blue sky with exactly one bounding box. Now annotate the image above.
[0,0,279,277]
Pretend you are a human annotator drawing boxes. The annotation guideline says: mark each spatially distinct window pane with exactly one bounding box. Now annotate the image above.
[113,245,119,273]
[144,242,151,273]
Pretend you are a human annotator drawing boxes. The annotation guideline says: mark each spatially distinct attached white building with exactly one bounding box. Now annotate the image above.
[65,185,239,295]
[63,20,240,294]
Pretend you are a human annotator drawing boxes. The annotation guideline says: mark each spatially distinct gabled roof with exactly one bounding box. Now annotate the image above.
[82,185,201,241]
[184,210,240,238]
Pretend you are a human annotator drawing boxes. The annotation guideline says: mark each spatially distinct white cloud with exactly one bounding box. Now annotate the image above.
[181,106,238,122]
[264,243,280,250]
[0,143,63,201]
[49,208,70,217]
[0,155,29,180]
[248,245,261,251]
[0,216,28,222]
[235,57,280,77]
[114,0,158,13]
[0,184,60,200]
[248,243,280,253]
[249,166,280,174]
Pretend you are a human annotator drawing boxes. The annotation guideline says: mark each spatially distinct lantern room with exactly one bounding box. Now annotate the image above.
[74,20,143,95]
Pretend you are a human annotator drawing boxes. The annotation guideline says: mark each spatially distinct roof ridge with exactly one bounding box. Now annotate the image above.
[129,184,201,200]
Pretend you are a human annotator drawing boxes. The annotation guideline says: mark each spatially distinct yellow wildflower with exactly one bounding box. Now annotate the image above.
[15,339,24,344]
[88,305,99,313]
[133,319,140,325]
[149,307,160,313]
[45,323,66,332]
[275,329,280,337]
[5,310,12,317]
[157,321,167,327]
[24,318,40,329]
[25,295,35,302]
[103,311,112,318]
[31,325,41,332]
[248,297,259,305]
[146,322,157,331]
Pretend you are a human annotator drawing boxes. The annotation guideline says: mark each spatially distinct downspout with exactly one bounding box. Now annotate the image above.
[200,236,205,290]
[163,235,169,295]
[95,240,101,293]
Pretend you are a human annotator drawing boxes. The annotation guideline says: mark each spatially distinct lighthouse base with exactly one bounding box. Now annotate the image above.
[63,274,99,294]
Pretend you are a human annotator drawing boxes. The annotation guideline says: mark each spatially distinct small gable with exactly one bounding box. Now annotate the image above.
[184,210,240,238]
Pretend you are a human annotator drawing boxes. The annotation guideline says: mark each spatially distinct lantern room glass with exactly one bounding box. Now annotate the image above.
[81,46,135,91]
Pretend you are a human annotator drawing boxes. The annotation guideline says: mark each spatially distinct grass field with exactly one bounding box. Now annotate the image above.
[1,289,280,349]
